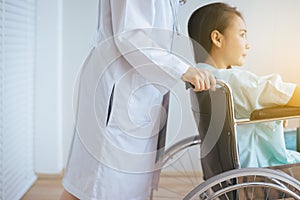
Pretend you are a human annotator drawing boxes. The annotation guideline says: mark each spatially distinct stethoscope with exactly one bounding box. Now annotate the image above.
[179,0,187,5]
[169,0,187,51]
[171,0,188,33]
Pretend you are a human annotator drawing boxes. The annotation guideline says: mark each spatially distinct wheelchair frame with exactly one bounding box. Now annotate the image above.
[151,80,300,200]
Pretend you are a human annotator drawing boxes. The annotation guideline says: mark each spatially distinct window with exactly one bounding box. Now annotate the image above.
[0,0,37,199]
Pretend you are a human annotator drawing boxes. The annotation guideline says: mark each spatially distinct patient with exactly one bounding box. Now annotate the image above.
[188,2,300,168]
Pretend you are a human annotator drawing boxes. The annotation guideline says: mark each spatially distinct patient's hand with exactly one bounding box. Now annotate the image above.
[283,120,288,128]
[182,66,216,91]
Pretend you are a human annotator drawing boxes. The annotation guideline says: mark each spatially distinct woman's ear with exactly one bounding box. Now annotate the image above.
[211,30,222,48]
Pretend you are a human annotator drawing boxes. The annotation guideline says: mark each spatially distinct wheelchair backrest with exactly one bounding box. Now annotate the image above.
[188,80,240,180]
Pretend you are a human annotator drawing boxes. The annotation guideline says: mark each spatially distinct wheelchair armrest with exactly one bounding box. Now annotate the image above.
[250,106,300,120]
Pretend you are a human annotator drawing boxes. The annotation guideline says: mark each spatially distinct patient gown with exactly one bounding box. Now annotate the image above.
[198,63,300,168]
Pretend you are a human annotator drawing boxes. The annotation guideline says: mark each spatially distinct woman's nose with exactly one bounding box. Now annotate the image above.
[245,41,250,49]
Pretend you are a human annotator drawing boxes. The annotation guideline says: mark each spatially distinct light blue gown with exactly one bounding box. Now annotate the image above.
[198,63,300,168]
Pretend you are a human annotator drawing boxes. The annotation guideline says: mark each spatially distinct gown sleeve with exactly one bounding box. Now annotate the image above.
[109,0,190,85]
[222,69,299,168]
[222,69,296,113]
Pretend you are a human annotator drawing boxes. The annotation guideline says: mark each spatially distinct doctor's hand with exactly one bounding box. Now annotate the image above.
[181,66,216,91]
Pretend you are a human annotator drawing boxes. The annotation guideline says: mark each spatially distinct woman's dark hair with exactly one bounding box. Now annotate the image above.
[188,2,243,62]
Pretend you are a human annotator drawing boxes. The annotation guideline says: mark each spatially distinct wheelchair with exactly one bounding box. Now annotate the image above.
[150,80,300,200]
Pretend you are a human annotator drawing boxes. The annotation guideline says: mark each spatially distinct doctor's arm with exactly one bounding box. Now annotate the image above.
[181,67,216,91]
[110,0,215,92]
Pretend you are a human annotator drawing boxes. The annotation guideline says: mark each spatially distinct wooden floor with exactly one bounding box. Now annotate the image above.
[21,178,64,200]
[20,166,300,200]
[21,174,203,200]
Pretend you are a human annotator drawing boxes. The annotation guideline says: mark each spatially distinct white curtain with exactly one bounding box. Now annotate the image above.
[0,0,37,199]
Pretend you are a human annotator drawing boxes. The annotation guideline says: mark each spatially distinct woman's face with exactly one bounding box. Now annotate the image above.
[220,15,250,67]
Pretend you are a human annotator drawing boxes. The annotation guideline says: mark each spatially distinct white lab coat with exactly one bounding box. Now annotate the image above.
[62,0,191,199]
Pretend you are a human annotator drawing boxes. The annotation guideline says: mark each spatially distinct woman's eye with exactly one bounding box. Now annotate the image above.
[240,32,247,39]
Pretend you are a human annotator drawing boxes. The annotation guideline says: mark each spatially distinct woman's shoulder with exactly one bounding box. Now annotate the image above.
[219,67,258,82]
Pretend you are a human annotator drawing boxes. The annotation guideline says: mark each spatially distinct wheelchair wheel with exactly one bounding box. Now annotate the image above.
[149,135,203,200]
[183,167,300,200]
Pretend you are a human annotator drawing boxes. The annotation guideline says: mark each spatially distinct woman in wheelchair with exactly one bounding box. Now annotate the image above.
[188,2,300,169]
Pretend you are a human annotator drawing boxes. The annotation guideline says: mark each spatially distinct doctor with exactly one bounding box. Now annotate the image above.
[60,0,216,200]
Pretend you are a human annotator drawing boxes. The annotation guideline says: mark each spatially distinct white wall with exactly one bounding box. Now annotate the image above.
[35,0,63,174]
[35,0,300,173]
[35,0,97,174]
[61,0,98,166]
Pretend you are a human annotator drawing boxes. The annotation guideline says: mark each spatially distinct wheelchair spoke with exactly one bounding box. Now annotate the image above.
[150,134,300,200]
[184,168,300,200]
[150,136,202,200]
[188,150,202,184]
